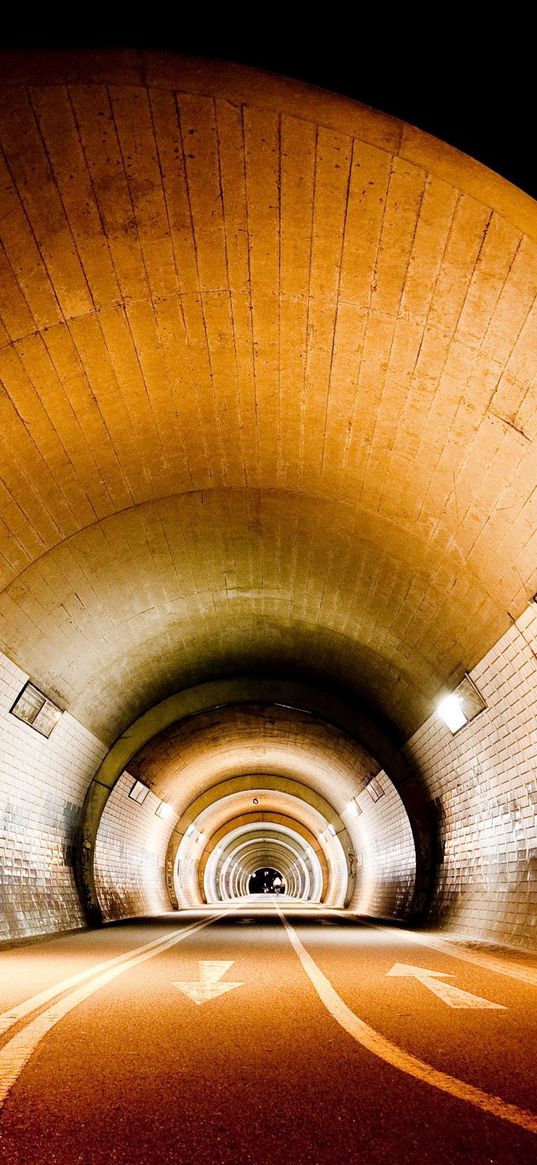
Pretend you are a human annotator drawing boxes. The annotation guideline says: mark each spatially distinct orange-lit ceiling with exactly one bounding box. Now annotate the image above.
[0,51,536,748]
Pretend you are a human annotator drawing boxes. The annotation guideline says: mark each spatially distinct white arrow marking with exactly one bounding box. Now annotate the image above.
[172,960,243,1005]
[386,963,506,1009]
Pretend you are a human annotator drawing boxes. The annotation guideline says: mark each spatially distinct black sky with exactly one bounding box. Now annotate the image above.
[2,16,535,200]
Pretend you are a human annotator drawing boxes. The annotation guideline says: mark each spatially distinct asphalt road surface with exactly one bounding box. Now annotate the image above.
[0,903,536,1164]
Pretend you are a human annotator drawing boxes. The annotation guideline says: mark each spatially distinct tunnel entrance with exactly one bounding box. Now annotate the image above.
[248,868,286,894]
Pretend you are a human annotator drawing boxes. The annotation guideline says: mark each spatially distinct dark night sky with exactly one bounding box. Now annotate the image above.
[2,16,535,200]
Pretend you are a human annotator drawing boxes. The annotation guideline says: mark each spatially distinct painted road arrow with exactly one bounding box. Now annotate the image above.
[172,961,243,1005]
[386,963,506,1009]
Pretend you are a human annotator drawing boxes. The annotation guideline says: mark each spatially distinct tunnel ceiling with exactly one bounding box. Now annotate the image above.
[127,704,378,811]
[1,51,537,745]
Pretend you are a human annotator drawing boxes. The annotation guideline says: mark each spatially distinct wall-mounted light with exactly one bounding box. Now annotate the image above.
[10,681,64,739]
[129,779,149,804]
[437,675,486,734]
[367,777,385,803]
[156,800,173,820]
[437,693,467,733]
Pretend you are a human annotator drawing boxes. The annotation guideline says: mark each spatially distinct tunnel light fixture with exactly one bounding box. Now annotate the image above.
[10,681,64,739]
[346,797,363,819]
[367,777,385,803]
[437,675,486,734]
[156,800,173,820]
[326,823,336,837]
[437,693,467,733]
[129,779,149,804]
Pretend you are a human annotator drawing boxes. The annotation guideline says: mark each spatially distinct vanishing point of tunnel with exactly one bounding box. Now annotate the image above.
[0,48,536,1165]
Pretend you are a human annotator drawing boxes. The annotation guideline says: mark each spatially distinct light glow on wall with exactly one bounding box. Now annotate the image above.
[155,800,173,820]
[437,694,468,733]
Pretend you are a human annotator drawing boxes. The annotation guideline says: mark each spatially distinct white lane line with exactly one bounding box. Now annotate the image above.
[342,914,537,987]
[0,912,224,1109]
[279,911,537,1136]
[0,917,221,1039]
[391,928,537,988]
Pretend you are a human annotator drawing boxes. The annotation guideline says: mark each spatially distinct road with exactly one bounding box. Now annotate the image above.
[0,903,536,1164]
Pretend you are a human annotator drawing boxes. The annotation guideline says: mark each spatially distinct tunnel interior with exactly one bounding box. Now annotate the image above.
[0,49,536,953]
[247,869,285,895]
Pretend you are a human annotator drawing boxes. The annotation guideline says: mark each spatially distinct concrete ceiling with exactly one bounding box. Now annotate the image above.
[127,704,377,811]
[1,50,537,746]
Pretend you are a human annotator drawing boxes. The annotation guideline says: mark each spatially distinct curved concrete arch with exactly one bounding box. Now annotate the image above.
[0,489,508,745]
[174,799,336,906]
[195,814,332,903]
[78,681,429,925]
[226,841,317,901]
[230,844,307,900]
[171,772,348,833]
[3,49,536,952]
[229,841,309,893]
[164,772,350,904]
[220,840,308,899]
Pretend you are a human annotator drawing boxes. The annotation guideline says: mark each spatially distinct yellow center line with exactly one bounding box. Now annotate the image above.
[279,909,537,1136]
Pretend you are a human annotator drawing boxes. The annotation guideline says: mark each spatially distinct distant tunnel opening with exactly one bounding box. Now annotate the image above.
[247,867,286,895]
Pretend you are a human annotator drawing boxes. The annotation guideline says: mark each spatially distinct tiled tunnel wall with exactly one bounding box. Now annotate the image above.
[0,652,106,943]
[93,771,173,921]
[350,776,416,919]
[406,603,537,950]
[1,600,537,948]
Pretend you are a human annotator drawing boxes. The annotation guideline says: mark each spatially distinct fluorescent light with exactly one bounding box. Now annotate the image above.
[367,777,385,803]
[156,800,173,820]
[129,779,149,804]
[326,824,336,837]
[346,798,362,818]
[437,694,468,733]
[10,681,64,739]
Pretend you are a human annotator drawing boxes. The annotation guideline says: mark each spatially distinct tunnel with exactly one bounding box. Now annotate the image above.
[0,51,536,953]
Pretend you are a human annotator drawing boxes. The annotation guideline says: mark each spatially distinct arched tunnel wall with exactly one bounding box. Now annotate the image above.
[0,652,106,942]
[1,601,537,946]
[349,772,416,919]
[405,604,537,949]
[0,52,536,954]
[93,771,171,922]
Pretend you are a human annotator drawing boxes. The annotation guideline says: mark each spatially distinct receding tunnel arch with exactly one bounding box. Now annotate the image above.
[173,795,342,906]
[165,772,351,907]
[78,679,435,926]
[89,697,419,925]
[201,819,327,903]
[0,488,497,743]
[0,49,536,953]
